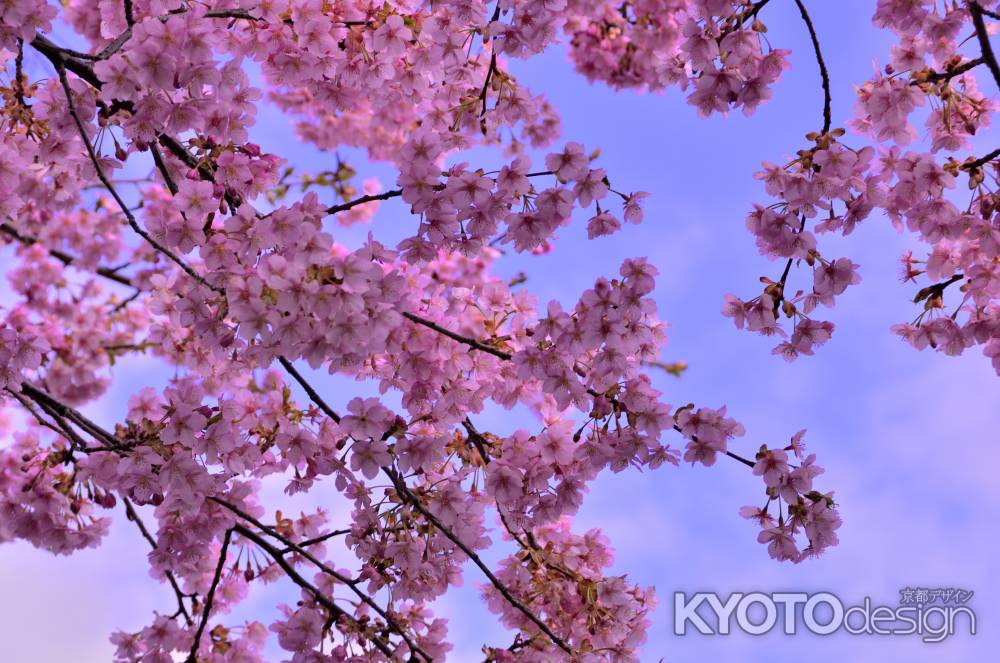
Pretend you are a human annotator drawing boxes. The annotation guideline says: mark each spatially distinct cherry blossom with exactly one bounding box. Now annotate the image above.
[10,0,1000,659]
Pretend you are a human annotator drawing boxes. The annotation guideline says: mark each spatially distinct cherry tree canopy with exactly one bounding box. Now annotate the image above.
[0,0,996,661]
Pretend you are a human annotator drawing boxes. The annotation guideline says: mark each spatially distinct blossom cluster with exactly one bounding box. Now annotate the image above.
[729,0,1000,374]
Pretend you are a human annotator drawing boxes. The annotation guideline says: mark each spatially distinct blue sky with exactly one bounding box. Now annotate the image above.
[1,2,998,661]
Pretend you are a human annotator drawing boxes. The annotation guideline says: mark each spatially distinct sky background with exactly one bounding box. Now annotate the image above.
[1,2,998,661]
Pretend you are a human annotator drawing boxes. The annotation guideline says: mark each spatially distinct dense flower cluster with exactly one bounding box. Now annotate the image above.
[1,0,996,660]
[726,0,1000,373]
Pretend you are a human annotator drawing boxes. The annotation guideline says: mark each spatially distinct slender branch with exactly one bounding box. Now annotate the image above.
[29,35,103,87]
[793,0,832,133]
[970,2,1000,90]
[32,398,92,452]
[13,39,29,113]
[963,146,1000,171]
[325,190,402,217]
[403,312,512,360]
[6,390,81,446]
[383,467,573,656]
[403,313,764,474]
[477,3,503,132]
[54,64,223,294]
[211,498,431,662]
[19,383,122,449]
[278,357,341,423]
[123,0,135,26]
[912,57,985,85]
[122,497,193,625]
[186,529,233,663]
[277,529,352,554]
[725,450,756,468]
[980,5,1000,20]
[149,144,179,195]
[745,0,772,22]
[721,0,773,38]
[230,524,398,659]
[461,418,492,464]
[1,222,134,287]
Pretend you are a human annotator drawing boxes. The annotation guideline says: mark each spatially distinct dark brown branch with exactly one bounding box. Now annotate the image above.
[403,312,512,360]
[211,498,431,662]
[461,418,492,464]
[277,528,352,554]
[230,524,398,659]
[383,467,573,656]
[793,0,832,133]
[29,35,103,87]
[720,0,773,39]
[13,39,29,111]
[278,357,341,423]
[981,5,1000,20]
[671,425,755,467]
[186,528,233,663]
[54,64,223,295]
[963,146,1000,171]
[970,2,1000,90]
[402,315,763,474]
[912,57,985,85]
[149,144,179,195]
[19,383,122,449]
[6,390,82,447]
[122,497,193,625]
[1,222,134,287]
[477,3,503,133]
[325,189,402,216]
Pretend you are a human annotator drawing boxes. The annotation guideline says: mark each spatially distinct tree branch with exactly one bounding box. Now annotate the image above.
[383,467,573,656]
[325,190,402,217]
[963,146,1000,171]
[186,528,233,663]
[229,523,398,660]
[912,56,985,85]
[54,64,223,294]
[793,0,832,133]
[969,2,1000,90]
[0,222,134,287]
[123,497,193,625]
[278,357,341,423]
[403,312,512,360]
[211,498,431,662]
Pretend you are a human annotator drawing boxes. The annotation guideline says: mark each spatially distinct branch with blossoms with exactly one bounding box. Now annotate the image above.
[6,1,959,661]
[722,1,1000,373]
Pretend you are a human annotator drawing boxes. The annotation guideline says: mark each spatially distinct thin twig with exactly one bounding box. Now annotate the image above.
[211,498,431,662]
[278,357,341,423]
[0,222,134,287]
[149,144,179,195]
[963,146,1000,171]
[122,497,193,625]
[403,312,511,360]
[230,524,398,659]
[325,190,402,216]
[912,57,985,85]
[54,64,223,294]
[383,467,573,655]
[793,0,832,133]
[186,529,233,663]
